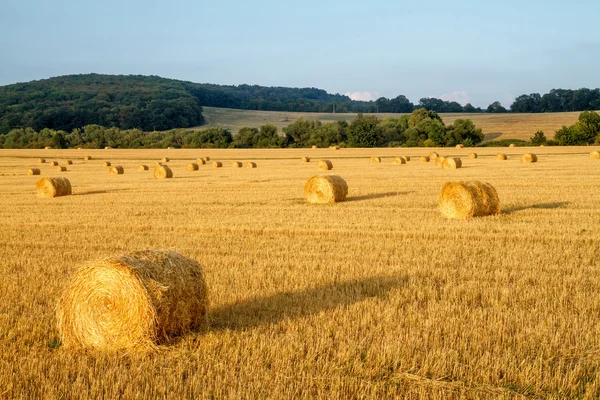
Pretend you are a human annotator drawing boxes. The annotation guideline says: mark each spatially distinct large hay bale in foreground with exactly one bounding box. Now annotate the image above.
[468,153,478,159]
[56,250,208,351]
[304,175,348,204]
[38,158,46,164]
[439,181,499,220]
[138,164,149,171]
[435,156,446,167]
[521,153,538,163]
[246,162,257,168]
[392,157,406,165]
[50,161,58,166]
[56,166,67,172]
[197,158,206,165]
[187,163,200,171]
[496,153,508,160]
[154,165,173,179]
[302,157,310,163]
[589,151,600,160]
[36,177,72,198]
[232,161,242,168]
[318,160,333,170]
[28,168,41,176]
[109,166,124,175]
[420,156,430,162]
[442,158,462,169]
[370,156,381,163]
[102,161,112,167]
[161,157,170,163]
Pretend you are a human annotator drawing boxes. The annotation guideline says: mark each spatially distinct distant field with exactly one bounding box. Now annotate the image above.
[200,107,583,142]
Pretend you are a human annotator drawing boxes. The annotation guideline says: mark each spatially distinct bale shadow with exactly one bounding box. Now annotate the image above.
[345,191,411,202]
[504,201,570,214]
[209,275,407,332]
[73,188,130,196]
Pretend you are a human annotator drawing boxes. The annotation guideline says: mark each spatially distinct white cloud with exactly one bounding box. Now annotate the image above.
[437,90,470,106]
[344,91,375,101]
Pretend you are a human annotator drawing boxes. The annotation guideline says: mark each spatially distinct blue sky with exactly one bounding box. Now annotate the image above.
[1,0,599,107]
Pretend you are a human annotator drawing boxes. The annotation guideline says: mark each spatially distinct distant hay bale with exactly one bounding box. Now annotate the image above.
[105,146,112,150]
[429,152,439,159]
[212,161,223,168]
[167,147,173,149]
[435,156,446,167]
[442,158,462,169]
[161,157,170,163]
[496,153,508,160]
[56,250,208,351]
[38,158,46,164]
[102,161,112,167]
[187,163,200,171]
[203,156,211,162]
[84,156,92,161]
[392,157,406,165]
[509,144,515,148]
[138,164,149,171]
[402,156,410,162]
[331,145,341,150]
[44,146,51,150]
[56,166,67,172]
[521,153,538,163]
[154,162,163,167]
[312,145,317,149]
[109,166,124,175]
[28,168,41,176]
[154,165,173,179]
[50,161,58,166]
[468,153,478,159]
[246,162,257,168]
[304,175,348,204]
[589,151,600,159]
[370,156,381,163]
[456,144,464,148]
[232,161,242,168]
[439,181,500,220]
[318,160,333,170]
[302,157,310,163]
[196,158,206,165]
[36,177,72,198]
[64,160,73,165]
[420,156,430,162]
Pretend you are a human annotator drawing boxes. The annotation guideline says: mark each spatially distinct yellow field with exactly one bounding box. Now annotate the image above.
[201,107,584,141]
[1,146,600,399]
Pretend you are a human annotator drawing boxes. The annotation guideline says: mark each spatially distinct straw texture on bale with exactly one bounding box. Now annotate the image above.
[456,144,464,148]
[521,153,538,163]
[589,151,600,160]
[429,152,439,159]
[439,181,500,220]
[28,168,41,176]
[442,158,462,169]
[435,156,446,167]
[392,157,406,165]
[56,250,209,351]
[36,177,72,198]
[496,153,508,160]
[318,160,333,170]
[50,161,58,166]
[56,166,67,172]
[232,161,242,168]
[468,153,478,159]
[161,157,170,163]
[203,157,211,162]
[187,163,200,171]
[38,158,46,164]
[197,158,206,165]
[84,156,92,161]
[154,165,173,179]
[64,160,73,165]
[109,166,124,175]
[420,156,430,162]
[138,164,149,171]
[304,175,348,204]
[102,161,112,167]
[302,157,310,163]
[370,157,381,163]
[509,144,516,148]
[246,162,257,168]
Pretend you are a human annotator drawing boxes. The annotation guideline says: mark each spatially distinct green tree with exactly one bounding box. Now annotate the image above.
[530,130,547,145]
[347,114,382,147]
[575,111,600,143]
[486,101,507,113]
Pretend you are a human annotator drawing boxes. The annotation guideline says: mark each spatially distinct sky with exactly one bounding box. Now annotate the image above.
[1,0,599,108]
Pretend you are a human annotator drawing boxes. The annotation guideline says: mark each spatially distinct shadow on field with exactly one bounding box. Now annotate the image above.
[346,191,410,202]
[73,188,129,196]
[504,201,570,214]
[209,275,407,331]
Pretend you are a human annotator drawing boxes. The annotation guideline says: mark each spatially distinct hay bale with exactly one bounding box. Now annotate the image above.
[495,153,508,160]
[64,160,73,165]
[232,161,242,168]
[304,175,348,204]
[138,164,149,171]
[442,158,462,169]
[435,156,446,167]
[50,161,58,166]
[402,156,410,162]
[312,145,317,149]
[56,166,67,172]
[109,166,124,175]
[370,156,381,163]
[187,163,200,171]
[439,181,499,220]
[392,157,406,165]
[44,146,52,150]
[28,168,41,176]
[203,156,211,162]
[56,250,208,351]
[456,144,464,148]
[84,156,92,161]
[468,153,478,159]
[197,158,206,165]
[212,161,223,168]
[335,146,341,150]
[420,156,430,162]
[318,160,333,170]
[429,152,439,159]
[154,165,173,179]
[102,161,112,167]
[509,144,515,148]
[302,157,310,163]
[589,151,600,159]
[161,157,170,163]
[521,153,538,163]
[105,146,112,150]
[38,158,46,164]
[246,162,257,168]
[36,177,72,198]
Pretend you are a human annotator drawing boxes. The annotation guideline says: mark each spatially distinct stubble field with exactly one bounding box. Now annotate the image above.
[1,146,600,399]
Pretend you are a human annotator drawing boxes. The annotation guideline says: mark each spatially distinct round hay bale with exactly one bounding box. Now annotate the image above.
[435,156,446,167]
[521,153,538,163]
[420,156,430,162]
[402,156,410,162]
[232,161,242,168]
[509,143,515,148]
[161,157,170,163]
[439,181,500,220]
[56,166,67,172]
[36,177,72,198]
[318,160,333,170]
[392,157,406,165]
[38,158,46,164]
[64,160,73,165]
[495,153,508,160]
[370,156,381,163]
[302,157,310,163]
[167,147,173,149]
[50,161,58,166]
[304,175,348,204]
[312,145,317,149]
[44,146,52,150]
[187,163,200,171]
[246,162,257,168]
[84,156,92,161]
[138,164,149,171]
[154,162,163,167]
[468,153,478,159]
[28,168,41,176]
[442,158,462,169]
[109,166,124,175]
[56,250,208,351]
[203,156,211,162]
[589,151,600,160]
[105,146,112,150]
[429,152,439,159]
[154,165,173,179]
[456,144,464,148]
[212,161,223,168]
[102,161,112,167]
[197,158,206,165]
[334,146,341,150]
